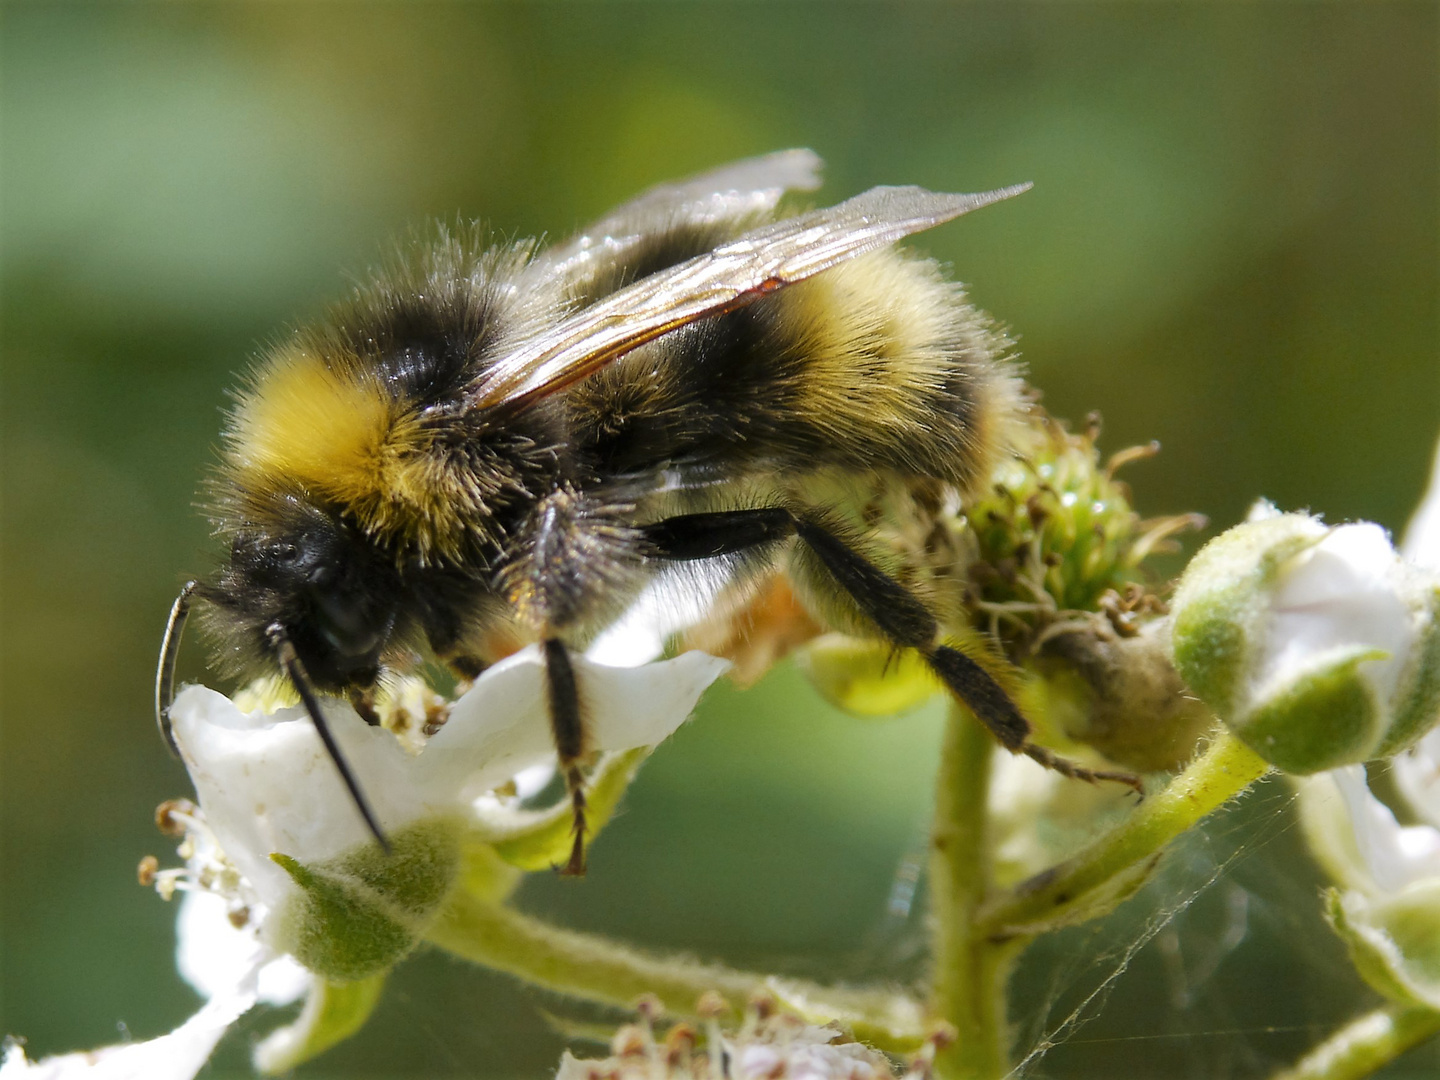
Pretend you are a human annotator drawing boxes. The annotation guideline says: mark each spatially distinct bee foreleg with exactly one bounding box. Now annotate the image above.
[348,687,381,727]
[542,638,590,876]
[644,509,1142,793]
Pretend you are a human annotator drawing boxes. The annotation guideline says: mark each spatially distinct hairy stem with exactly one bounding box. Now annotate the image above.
[426,891,928,1052]
[1269,1004,1440,1080]
[980,729,1270,936]
[929,704,1012,1080]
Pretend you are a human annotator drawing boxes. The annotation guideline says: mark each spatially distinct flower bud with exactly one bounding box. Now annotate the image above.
[1171,508,1440,773]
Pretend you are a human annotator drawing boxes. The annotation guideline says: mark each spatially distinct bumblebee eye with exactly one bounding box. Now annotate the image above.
[313,588,392,659]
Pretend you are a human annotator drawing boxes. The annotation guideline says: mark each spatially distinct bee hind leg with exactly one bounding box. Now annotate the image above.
[542,638,590,876]
[643,509,1142,794]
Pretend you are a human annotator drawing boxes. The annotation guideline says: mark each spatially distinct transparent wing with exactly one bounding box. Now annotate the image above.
[472,182,1031,412]
[531,149,825,282]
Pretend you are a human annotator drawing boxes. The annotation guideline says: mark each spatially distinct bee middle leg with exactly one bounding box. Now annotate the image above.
[542,637,590,876]
[644,509,1141,792]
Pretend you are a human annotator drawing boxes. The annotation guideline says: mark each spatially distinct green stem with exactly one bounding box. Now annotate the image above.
[425,890,928,1052]
[980,729,1270,936]
[929,704,1012,1080]
[1269,1004,1440,1080]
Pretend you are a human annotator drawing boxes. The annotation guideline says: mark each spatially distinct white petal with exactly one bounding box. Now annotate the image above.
[511,761,558,800]
[0,984,255,1080]
[1403,432,1440,572]
[1256,523,1414,707]
[1392,726,1440,831]
[175,891,309,1007]
[169,687,435,903]
[1333,766,1440,894]
[586,563,738,667]
[169,646,728,910]
[431,646,729,803]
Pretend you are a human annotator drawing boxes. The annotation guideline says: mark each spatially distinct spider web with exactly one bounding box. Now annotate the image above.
[852,777,1413,1079]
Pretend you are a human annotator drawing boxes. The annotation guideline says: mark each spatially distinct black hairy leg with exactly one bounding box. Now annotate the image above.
[543,638,590,876]
[644,509,1143,793]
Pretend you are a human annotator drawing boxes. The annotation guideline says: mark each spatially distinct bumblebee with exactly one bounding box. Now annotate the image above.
[157,150,1137,871]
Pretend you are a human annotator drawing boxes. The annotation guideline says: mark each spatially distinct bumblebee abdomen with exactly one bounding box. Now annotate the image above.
[569,248,1023,496]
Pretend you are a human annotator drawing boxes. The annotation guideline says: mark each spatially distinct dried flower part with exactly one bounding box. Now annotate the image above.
[556,997,925,1080]
[1030,614,1213,772]
[684,575,825,688]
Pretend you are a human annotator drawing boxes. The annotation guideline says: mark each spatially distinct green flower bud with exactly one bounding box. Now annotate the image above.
[1172,509,1440,773]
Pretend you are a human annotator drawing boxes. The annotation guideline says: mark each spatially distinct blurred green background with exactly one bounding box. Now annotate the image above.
[2,4,1437,1078]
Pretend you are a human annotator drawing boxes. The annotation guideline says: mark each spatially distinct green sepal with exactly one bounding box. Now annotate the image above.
[474,748,649,872]
[269,817,463,982]
[1374,586,1440,758]
[1237,647,1388,773]
[1171,515,1322,722]
[253,973,386,1074]
[459,840,524,904]
[796,634,942,717]
[1327,886,1440,1010]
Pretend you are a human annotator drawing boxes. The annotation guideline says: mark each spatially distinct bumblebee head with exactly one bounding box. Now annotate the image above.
[197,493,402,693]
[156,490,403,851]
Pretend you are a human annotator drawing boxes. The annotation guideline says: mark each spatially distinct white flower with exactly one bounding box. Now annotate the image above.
[4,645,727,1080]
[0,794,311,1080]
[169,644,728,929]
[175,890,310,1008]
[0,987,256,1080]
[1297,756,1440,1009]
[1171,507,1440,773]
[1293,432,1440,1007]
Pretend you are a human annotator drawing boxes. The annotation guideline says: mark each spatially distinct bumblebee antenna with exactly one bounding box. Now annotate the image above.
[156,581,199,757]
[267,624,392,854]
